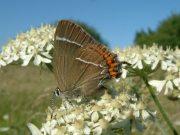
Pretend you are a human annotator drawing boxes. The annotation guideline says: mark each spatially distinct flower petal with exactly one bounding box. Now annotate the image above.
[91,111,99,123]
[93,126,102,135]
[173,78,180,89]
[21,54,33,66]
[84,126,91,135]
[121,69,127,78]
[0,59,7,66]
[141,110,150,120]
[151,60,159,70]
[33,55,42,65]
[164,80,173,95]
[149,80,166,93]
[161,61,167,70]
[46,44,54,51]
[27,123,43,135]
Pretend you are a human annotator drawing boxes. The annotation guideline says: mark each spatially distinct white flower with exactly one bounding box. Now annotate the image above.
[0,55,6,67]
[21,44,52,66]
[130,53,143,69]
[64,113,76,123]
[51,128,64,135]
[0,127,10,132]
[66,119,85,134]
[173,78,180,89]
[1,24,55,67]
[164,80,174,95]
[121,68,128,78]
[33,54,51,65]
[46,44,54,51]
[1,46,14,64]
[93,126,102,135]
[84,126,91,134]
[131,102,151,120]
[21,54,33,66]
[91,111,99,122]
[27,123,42,135]
[141,110,150,120]
[161,60,178,72]
[149,76,180,94]
[148,80,166,93]
[29,90,154,135]
[41,120,57,134]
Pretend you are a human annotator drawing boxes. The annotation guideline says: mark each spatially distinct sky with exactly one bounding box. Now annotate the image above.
[0,0,180,49]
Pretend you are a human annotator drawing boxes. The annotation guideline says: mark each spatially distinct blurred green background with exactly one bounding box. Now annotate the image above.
[0,65,56,135]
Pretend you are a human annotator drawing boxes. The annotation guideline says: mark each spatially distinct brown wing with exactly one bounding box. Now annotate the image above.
[53,20,100,94]
[74,43,108,96]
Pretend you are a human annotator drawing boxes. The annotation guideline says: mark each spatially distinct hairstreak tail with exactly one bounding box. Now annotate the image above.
[53,20,130,98]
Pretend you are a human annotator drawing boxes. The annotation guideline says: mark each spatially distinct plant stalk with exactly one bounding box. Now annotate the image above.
[143,76,178,135]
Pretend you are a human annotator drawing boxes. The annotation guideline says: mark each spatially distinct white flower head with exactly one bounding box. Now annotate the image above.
[149,75,180,95]
[1,25,55,67]
[29,90,154,135]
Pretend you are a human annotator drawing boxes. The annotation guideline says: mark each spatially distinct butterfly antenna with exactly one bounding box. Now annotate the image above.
[121,61,131,66]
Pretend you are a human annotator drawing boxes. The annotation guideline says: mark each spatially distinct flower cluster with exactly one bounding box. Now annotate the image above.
[0,25,55,67]
[114,45,180,97]
[28,91,154,135]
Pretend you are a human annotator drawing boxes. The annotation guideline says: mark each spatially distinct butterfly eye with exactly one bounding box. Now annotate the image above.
[53,87,61,97]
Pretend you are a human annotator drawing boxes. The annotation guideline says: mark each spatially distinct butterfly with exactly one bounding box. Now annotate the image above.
[53,20,130,98]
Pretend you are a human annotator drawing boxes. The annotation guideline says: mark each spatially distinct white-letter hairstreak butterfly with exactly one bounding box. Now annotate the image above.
[53,20,130,99]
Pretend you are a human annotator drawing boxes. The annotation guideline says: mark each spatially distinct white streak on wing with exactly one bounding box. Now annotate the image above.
[56,36,83,47]
[76,57,105,68]
[100,69,107,74]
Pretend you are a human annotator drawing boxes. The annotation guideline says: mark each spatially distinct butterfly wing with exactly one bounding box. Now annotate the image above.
[53,20,117,96]
[75,44,108,95]
[53,20,126,95]
[54,20,96,91]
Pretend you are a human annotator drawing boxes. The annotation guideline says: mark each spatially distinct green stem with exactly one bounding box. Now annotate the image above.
[45,63,53,72]
[142,76,179,135]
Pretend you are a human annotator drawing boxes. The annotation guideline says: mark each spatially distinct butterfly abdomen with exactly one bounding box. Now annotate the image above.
[88,45,122,79]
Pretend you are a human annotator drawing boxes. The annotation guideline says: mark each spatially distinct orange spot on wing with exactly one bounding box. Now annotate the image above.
[110,63,118,68]
[106,56,113,61]
[108,68,114,72]
[99,50,104,54]
[104,53,109,58]
[107,60,113,65]
[110,72,117,78]
[88,45,123,79]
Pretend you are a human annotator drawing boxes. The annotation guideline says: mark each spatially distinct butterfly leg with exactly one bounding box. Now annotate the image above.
[98,79,106,87]
[63,97,73,110]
